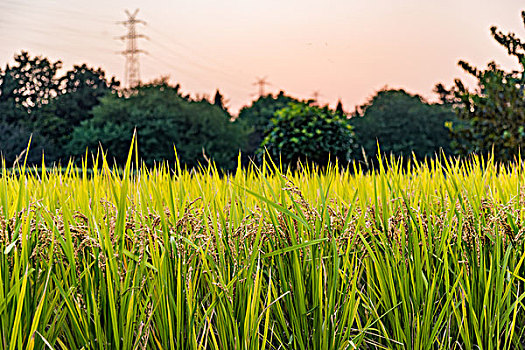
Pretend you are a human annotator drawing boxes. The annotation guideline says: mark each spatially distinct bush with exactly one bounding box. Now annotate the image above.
[237,91,299,162]
[260,102,356,166]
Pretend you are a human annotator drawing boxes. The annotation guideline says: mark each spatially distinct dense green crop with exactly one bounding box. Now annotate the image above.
[2,140,525,349]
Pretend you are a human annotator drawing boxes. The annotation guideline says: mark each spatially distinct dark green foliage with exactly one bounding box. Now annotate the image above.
[433,83,456,105]
[445,11,525,161]
[0,99,26,128]
[0,53,117,164]
[213,89,228,113]
[335,99,344,116]
[238,91,299,159]
[35,64,119,150]
[0,51,61,116]
[68,82,246,170]
[53,63,119,127]
[0,111,56,165]
[350,89,456,161]
[0,52,63,164]
[260,101,355,166]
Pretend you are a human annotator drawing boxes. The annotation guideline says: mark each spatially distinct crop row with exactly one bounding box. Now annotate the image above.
[1,149,525,349]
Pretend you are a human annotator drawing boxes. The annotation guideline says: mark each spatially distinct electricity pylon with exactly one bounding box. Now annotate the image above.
[117,9,147,88]
[311,90,322,102]
[253,76,270,97]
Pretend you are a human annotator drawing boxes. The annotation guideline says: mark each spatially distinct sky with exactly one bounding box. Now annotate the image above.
[1,0,525,114]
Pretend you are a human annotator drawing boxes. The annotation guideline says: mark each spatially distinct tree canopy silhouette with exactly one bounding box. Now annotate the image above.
[444,11,525,161]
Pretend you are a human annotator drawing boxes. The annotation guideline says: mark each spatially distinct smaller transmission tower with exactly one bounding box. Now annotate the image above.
[253,76,270,97]
[118,9,147,88]
[311,90,323,105]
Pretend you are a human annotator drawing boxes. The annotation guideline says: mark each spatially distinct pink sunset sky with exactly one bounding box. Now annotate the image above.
[1,0,524,114]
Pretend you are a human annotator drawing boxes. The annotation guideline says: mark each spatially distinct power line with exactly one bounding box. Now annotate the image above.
[146,38,250,90]
[2,4,250,91]
[142,54,251,97]
[147,25,239,73]
[117,9,147,88]
[146,26,247,86]
[2,3,259,102]
[141,54,210,90]
[0,1,114,25]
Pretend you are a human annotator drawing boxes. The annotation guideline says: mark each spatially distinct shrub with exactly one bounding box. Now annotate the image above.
[260,101,356,166]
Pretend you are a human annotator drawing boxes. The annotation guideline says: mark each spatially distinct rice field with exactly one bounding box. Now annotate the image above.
[2,144,525,349]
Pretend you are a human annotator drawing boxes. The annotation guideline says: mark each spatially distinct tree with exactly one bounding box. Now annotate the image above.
[35,64,119,147]
[335,100,344,116]
[237,91,299,160]
[0,52,65,163]
[213,89,228,113]
[260,101,356,167]
[0,54,120,164]
[0,113,56,165]
[0,51,62,117]
[433,83,456,105]
[68,82,247,170]
[350,89,456,162]
[443,11,525,161]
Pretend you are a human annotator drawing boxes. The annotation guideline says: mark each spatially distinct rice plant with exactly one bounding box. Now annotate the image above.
[1,143,525,349]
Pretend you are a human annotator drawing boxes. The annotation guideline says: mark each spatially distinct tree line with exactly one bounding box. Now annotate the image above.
[1,10,525,169]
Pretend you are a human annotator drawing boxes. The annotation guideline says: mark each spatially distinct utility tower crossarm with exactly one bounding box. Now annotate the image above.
[117,9,147,89]
[253,76,270,97]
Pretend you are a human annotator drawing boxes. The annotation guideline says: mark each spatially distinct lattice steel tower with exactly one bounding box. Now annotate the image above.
[253,76,270,97]
[118,9,146,88]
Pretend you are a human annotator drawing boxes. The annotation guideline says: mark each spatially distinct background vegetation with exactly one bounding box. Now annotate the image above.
[260,101,356,166]
[1,12,525,169]
[350,89,457,163]
[67,81,245,170]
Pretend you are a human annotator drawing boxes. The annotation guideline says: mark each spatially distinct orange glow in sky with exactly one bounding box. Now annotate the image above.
[1,0,524,113]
